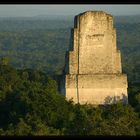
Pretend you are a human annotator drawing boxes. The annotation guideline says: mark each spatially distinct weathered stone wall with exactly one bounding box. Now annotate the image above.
[66,74,127,88]
[66,88,128,104]
[68,11,122,74]
[62,11,128,105]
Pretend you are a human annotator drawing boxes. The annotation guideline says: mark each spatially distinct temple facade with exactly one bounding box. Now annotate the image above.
[60,11,128,105]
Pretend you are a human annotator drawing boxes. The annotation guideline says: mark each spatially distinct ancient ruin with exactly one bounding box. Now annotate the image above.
[60,11,128,105]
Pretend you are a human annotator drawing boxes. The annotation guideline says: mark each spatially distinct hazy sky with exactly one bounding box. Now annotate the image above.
[0,5,140,17]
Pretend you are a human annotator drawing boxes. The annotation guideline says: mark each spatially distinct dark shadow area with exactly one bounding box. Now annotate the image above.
[74,15,78,28]
[55,21,74,97]
[104,94,128,105]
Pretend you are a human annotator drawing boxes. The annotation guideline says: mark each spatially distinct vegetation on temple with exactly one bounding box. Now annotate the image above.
[0,16,139,135]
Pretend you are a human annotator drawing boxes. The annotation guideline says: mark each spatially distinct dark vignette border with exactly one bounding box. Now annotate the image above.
[0,0,140,4]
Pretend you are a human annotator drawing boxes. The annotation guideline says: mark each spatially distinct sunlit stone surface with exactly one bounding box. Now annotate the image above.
[60,11,128,105]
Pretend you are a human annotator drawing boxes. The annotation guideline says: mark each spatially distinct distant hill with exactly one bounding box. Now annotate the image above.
[0,15,139,31]
[114,15,140,24]
[0,15,139,82]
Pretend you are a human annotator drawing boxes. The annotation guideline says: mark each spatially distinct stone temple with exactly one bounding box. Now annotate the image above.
[60,11,128,105]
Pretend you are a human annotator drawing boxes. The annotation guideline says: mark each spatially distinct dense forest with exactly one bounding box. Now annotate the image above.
[0,15,140,135]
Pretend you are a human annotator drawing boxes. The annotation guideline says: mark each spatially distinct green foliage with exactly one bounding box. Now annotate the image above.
[0,17,139,82]
[0,29,70,75]
[0,62,74,135]
[0,57,10,65]
[0,16,139,136]
[0,62,139,135]
[97,103,140,135]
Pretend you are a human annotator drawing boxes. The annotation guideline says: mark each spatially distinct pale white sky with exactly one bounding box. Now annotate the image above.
[0,5,139,17]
